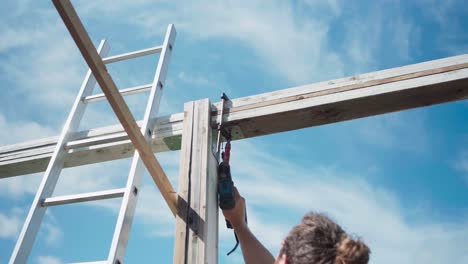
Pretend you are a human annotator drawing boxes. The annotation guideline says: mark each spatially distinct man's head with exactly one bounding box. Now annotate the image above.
[277,212,370,264]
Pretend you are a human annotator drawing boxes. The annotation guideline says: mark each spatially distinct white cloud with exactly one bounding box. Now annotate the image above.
[0,1,181,131]
[342,5,382,73]
[0,207,63,250]
[0,114,55,145]
[351,110,429,153]
[0,20,85,110]
[221,210,289,251]
[36,255,62,264]
[455,152,468,172]
[53,162,125,196]
[0,26,45,54]
[77,0,345,85]
[0,210,21,239]
[42,222,63,246]
[416,0,467,55]
[423,0,458,29]
[178,72,215,88]
[0,4,131,119]
[170,1,344,84]
[454,150,468,183]
[41,213,64,247]
[341,2,421,75]
[0,174,42,199]
[391,16,418,61]
[133,185,176,237]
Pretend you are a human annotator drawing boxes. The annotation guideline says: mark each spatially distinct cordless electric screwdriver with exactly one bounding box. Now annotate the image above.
[216,93,246,255]
[218,137,235,213]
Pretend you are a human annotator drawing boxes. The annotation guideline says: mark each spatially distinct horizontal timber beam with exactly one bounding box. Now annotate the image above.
[2,54,468,178]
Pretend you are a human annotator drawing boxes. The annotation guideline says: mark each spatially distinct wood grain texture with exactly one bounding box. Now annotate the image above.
[174,102,194,264]
[173,99,218,264]
[222,68,468,138]
[52,0,176,215]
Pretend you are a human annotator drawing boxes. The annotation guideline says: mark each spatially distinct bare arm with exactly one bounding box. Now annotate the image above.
[222,187,275,264]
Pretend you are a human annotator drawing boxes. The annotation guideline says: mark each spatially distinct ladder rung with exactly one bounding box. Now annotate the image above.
[83,83,152,103]
[41,188,126,207]
[65,132,128,150]
[102,45,163,64]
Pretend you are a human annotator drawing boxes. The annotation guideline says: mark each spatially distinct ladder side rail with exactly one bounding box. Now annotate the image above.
[9,40,110,264]
[107,24,177,264]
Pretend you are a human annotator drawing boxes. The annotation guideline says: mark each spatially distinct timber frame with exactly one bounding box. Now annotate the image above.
[1,0,468,263]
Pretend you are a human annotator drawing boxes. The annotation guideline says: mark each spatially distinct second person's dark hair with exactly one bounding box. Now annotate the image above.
[280,212,370,264]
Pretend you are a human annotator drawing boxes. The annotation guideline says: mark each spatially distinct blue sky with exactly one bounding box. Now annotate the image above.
[0,0,467,263]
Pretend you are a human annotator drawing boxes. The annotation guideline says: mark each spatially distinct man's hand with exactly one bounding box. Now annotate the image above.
[221,186,247,230]
[221,187,276,264]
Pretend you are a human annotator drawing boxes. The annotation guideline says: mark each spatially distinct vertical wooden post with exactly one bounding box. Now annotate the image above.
[174,99,219,264]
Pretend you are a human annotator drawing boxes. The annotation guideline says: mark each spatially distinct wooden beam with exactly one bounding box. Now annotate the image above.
[2,54,468,177]
[52,0,177,215]
[174,99,218,264]
[211,54,468,138]
[0,114,183,177]
[173,102,194,264]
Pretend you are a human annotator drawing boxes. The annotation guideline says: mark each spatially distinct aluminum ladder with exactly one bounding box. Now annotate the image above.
[9,24,176,264]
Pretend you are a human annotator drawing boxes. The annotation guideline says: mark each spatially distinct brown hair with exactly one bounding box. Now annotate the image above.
[280,212,370,264]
